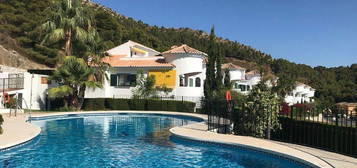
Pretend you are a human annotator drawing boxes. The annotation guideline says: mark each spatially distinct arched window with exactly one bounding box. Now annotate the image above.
[195,77,201,87]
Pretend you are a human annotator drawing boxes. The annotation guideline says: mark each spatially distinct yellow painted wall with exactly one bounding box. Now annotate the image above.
[148,70,176,88]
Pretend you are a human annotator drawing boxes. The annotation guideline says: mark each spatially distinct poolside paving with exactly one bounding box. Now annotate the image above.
[0,111,356,168]
[0,113,41,150]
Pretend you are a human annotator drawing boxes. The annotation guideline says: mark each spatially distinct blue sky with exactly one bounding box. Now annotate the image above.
[92,0,357,67]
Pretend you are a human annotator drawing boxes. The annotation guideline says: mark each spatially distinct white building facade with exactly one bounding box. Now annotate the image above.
[85,41,207,103]
[0,65,55,112]
[284,82,315,105]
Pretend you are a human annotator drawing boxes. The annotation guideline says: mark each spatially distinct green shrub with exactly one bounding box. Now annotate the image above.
[129,99,146,110]
[146,99,163,111]
[49,98,65,110]
[80,98,196,113]
[105,99,130,110]
[176,101,196,112]
[82,98,106,111]
[0,114,3,134]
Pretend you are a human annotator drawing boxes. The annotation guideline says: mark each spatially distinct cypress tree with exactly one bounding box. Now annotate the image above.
[204,26,224,99]
[215,43,223,90]
[224,68,232,89]
[204,26,217,99]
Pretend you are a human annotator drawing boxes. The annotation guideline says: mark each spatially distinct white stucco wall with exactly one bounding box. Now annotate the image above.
[107,41,159,57]
[284,84,315,105]
[163,53,206,98]
[0,72,55,110]
[229,69,245,81]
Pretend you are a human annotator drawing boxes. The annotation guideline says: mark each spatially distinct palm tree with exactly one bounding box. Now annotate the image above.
[49,56,102,110]
[40,0,96,57]
[40,0,110,110]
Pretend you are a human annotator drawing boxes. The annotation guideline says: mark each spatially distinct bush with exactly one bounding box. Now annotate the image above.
[176,101,196,112]
[105,99,130,110]
[128,99,146,110]
[72,98,196,113]
[0,114,3,134]
[166,100,178,111]
[146,99,163,111]
[49,98,65,110]
[82,98,106,111]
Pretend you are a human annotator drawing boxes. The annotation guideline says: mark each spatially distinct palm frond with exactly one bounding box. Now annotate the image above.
[48,85,73,99]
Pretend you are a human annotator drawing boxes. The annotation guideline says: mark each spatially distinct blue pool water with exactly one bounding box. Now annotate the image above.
[0,113,311,168]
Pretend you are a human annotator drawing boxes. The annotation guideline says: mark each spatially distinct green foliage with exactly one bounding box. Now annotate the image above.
[5,97,17,108]
[82,98,106,111]
[272,73,296,99]
[128,98,146,110]
[80,98,196,112]
[234,82,280,139]
[132,70,157,98]
[105,99,130,110]
[48,85,73,99]
[272,60,357,105]
[204,27,224,99]
[0,114,3,134]
[39,0,97,57]
[223,68,232,89]
[49,56,102,109]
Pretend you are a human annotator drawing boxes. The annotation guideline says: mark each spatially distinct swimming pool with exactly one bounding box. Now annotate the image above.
[0,113,312,168]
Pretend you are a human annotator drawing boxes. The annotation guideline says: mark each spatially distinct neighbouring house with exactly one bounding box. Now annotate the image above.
[85,41,207,104]
[284,82,315,105]
[85,41,315,106]
[222,63,262,94]
[0,65,55,112]
[336,102,357,116]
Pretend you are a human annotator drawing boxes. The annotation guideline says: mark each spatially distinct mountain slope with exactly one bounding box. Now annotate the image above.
[0,0,356,104]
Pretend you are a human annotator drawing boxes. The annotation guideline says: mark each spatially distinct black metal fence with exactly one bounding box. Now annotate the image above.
[272,105,357,157]
[111,95,203,107]
[205,99,234,134]
[207,101,357,157]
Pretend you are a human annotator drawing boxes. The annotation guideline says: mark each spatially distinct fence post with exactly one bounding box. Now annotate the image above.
[335,108,339,126]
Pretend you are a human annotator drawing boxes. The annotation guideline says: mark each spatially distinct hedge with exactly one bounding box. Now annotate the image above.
[82,98,106,111]
[49,98,196,113]
[105,99,130,110]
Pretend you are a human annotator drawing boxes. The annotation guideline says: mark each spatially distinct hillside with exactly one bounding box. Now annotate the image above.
[0,33,48,69]
[0,0,356,105]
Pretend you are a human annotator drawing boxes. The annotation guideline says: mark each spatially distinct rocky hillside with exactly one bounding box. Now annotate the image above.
[0,33,48,69]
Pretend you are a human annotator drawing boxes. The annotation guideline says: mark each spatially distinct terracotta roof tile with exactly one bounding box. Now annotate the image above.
[162,44,207,55]
[102,55,174,68]
[222,63,245,70]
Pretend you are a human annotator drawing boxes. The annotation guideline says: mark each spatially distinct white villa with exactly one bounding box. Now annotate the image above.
[85,41,207,102]
[284,82,315,105]
[222,63,262,94]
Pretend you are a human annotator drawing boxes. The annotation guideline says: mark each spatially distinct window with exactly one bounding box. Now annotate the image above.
[110,74,118,86]
[195,77,201,87]
[179,76,185,87]
[234,83,239,89]
[189,78,194,87]
[247,85,251,91]
[110,74,136,87]
[238,84,246,91]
